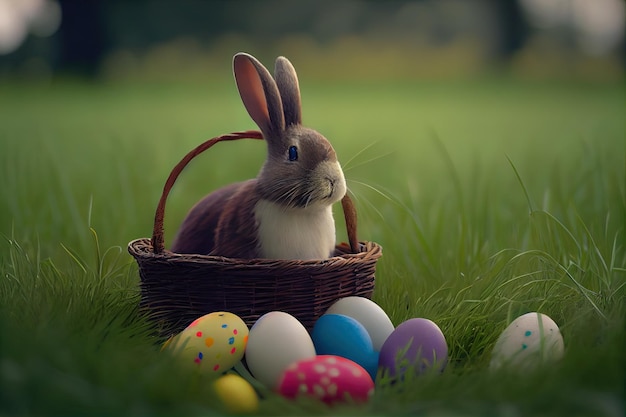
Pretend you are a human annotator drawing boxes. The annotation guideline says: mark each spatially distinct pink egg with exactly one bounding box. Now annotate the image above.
[277,355,374,405]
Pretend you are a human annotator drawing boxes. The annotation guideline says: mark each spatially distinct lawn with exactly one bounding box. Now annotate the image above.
[0,75,624,416]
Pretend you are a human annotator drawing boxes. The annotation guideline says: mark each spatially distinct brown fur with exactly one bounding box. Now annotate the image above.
[170,182,245,254]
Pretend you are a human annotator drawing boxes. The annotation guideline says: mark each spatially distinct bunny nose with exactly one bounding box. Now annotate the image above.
[325,177,336,198]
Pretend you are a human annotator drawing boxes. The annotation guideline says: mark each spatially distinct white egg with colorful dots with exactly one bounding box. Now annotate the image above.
[164,312,249,377]
[490,312,564,370]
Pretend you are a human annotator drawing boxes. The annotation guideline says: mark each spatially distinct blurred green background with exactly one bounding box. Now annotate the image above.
[1,0,624,82]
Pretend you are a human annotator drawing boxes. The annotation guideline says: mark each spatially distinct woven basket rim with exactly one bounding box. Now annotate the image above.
[128,237,382,266]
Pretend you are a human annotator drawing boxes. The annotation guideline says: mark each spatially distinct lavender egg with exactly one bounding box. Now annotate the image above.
[378,318,448,378]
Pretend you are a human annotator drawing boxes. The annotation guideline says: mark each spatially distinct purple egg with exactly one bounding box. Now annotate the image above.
[378,318,448,378]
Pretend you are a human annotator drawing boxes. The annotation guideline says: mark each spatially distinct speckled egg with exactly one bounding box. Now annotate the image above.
[245,311,316,389]
[325,296,395,351]
[490,312,564,370]
[164,312,249,377]
[277,355,375,405]
[378,318,448,379]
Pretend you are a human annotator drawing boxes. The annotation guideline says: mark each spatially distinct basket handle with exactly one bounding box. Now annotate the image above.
[151,130,360,255]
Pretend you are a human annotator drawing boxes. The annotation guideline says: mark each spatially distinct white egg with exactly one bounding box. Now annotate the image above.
[245,311,316,389]
[325,296,394,351]
[490,312,564,370]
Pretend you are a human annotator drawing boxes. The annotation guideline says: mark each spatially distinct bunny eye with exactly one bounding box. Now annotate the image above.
[288,146,298,161]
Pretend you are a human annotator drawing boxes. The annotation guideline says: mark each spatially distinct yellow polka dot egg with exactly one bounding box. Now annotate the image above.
[164,312,249,377]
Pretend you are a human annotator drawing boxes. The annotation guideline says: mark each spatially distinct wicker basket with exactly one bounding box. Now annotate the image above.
[128,131,383,336]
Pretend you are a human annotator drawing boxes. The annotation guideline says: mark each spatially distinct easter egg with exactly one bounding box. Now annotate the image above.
[213,374,259,414]
[311,314,379,380]
[164,312,248,377]
[490,312,564,370]
[378,318,448,378]
[245,311,316,389]
[325,296,395,351]
[277,355,374,405]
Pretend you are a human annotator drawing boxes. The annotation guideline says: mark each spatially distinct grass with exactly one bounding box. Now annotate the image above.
[0,75,624,416]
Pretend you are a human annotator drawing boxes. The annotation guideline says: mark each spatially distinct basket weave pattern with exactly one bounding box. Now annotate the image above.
[129,240,381,334]
[128,131,382,335]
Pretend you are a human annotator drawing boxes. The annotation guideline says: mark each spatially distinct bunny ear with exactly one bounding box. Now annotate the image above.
[274,56,302,127]
[233,53,285,138]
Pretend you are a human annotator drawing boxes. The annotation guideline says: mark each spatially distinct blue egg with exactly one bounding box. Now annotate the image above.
[312,314,379,380]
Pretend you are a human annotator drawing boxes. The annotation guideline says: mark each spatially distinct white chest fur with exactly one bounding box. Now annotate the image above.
[254,199,337,260]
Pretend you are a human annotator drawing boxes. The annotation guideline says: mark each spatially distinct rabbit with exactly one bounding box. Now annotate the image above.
[170,52,347,260]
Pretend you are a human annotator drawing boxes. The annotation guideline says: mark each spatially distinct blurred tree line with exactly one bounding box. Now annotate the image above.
[0,0,622,80]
